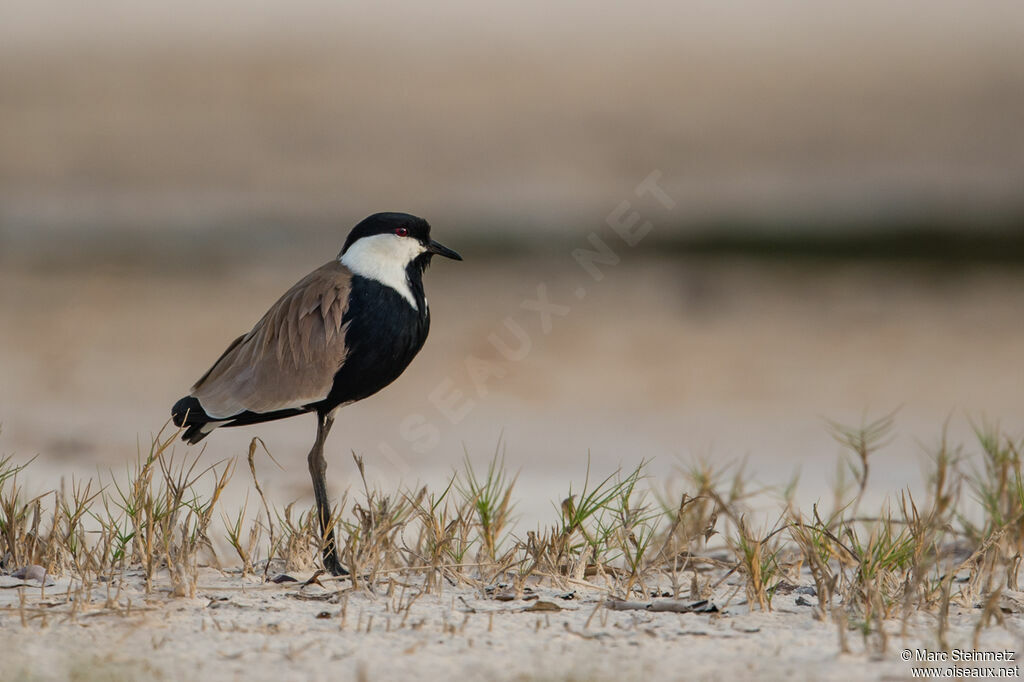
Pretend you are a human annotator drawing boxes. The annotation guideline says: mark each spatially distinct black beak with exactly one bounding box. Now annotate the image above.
[427,239,462,261]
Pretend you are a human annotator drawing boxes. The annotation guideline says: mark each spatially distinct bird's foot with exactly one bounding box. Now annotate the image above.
[323,551,350,577]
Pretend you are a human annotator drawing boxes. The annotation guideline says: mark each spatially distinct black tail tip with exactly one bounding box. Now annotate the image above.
[181,424,211,445]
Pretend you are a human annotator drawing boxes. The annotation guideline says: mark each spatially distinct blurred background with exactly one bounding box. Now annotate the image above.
[2,0,1023,518]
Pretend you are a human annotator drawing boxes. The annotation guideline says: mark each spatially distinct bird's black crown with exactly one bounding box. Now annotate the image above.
[341,212,431,255]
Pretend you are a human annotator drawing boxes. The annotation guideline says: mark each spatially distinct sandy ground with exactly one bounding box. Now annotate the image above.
[3,258,1024,680]
[2,566,1023,681]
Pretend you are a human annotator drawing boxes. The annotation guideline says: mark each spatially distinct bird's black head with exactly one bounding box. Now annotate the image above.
[339,212,462,262]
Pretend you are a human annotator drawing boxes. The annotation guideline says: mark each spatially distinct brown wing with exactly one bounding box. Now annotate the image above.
[190,260,352,419]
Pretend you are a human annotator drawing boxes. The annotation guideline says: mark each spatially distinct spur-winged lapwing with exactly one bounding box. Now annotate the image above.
[171,212,461,575]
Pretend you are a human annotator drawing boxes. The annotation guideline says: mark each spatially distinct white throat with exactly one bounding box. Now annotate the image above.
[340,233,426,309]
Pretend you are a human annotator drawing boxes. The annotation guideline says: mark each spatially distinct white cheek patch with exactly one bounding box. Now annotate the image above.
[340,234,426,309]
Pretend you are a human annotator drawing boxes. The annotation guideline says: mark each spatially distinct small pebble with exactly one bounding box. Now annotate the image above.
[12,565,47,582]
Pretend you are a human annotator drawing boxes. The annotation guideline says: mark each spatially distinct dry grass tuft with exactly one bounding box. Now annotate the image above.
[2,415,1024,644]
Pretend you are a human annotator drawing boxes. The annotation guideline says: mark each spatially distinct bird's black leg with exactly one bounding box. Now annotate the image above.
[308,411,347,576]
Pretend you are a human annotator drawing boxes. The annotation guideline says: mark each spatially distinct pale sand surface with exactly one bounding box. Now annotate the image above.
[1,567,1021,681]
[2,259,1024,680]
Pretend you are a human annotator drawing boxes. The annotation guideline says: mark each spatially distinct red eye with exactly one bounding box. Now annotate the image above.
[395,227,409,237]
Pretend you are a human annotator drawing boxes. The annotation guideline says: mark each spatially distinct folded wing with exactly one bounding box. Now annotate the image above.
[191,261,352,419]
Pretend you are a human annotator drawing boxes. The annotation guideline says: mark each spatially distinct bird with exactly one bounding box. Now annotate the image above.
[171,212,461,575]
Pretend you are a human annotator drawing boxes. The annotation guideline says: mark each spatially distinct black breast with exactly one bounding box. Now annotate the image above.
[320,274,430,410]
